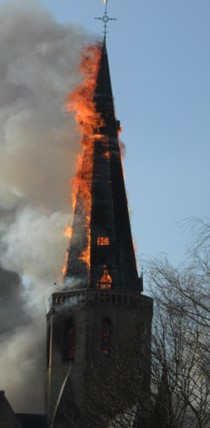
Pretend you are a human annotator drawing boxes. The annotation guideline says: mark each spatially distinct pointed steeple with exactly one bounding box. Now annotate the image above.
[65,41,140,292]
[93,40,120,139]
[95,40,114,98]
[152,365,177,428]
[94,40,115,121]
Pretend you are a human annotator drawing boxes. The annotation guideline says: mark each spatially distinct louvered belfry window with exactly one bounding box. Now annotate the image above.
[102,318,112,354]
[66,318,75,360]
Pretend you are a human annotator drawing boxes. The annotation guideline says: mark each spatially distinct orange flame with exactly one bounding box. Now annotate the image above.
[59,226,72,280]
[63,43,103,274]
[63,225,73,239]
[61,251,68,279]
[97,266,112,289]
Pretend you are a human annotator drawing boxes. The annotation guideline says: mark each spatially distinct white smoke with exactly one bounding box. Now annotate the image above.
[0,319,46,412]
[0,0,91,413]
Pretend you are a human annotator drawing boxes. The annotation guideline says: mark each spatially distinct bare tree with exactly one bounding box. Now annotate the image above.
[83,329,152,428]
[149,218,210,428]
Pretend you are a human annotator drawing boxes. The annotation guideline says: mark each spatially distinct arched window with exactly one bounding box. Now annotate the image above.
[123,295,128,305]
[65,318,75,360]
[102,318,112,355]
[46,324,51,367]
[112,294,116,305]
[97,265,112,290]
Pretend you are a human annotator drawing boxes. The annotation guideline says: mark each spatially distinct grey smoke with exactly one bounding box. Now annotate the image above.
[0,267,29,336]
[0,0,91,413]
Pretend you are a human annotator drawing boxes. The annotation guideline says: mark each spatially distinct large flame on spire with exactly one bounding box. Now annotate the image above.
[62,43,103,277]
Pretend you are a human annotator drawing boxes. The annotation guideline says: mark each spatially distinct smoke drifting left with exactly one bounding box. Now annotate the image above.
[0,0,92,413]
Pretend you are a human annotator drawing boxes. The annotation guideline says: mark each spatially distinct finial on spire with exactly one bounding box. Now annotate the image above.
[95,1,117,40]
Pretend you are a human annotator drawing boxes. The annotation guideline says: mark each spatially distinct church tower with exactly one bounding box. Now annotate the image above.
[46,36,153,428]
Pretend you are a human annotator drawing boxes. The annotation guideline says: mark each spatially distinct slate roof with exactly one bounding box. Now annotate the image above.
[16,413,47,428]
[0,391,22,428]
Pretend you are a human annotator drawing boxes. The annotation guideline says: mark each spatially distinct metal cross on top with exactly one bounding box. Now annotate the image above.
[95,1,117,39]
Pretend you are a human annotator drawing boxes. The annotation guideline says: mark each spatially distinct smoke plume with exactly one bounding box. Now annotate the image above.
[0,0,91,412]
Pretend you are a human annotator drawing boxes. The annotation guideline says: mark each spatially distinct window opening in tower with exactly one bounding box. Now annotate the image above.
[97,237,110,246]
[66,319,75,360]
[97,266,112,289]
[102,318,112,355]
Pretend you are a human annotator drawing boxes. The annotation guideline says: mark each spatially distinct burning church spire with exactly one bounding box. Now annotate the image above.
[46,5,153,427]
[64,40,140,291]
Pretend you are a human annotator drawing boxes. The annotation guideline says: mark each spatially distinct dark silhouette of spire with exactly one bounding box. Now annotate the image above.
[66,41,140,291]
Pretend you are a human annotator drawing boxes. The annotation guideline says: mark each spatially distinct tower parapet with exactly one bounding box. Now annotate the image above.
[50,289,152,310]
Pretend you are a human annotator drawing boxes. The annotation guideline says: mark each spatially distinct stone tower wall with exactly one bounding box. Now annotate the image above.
[46,289,153,426]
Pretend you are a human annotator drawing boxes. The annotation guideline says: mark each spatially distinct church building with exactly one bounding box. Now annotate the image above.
[0,14,153,428]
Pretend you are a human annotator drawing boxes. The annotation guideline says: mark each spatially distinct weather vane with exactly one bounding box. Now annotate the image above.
[95,0,117,39]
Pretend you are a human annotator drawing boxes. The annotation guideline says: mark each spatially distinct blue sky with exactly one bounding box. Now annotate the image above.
[22,0,210,266]
[3,0,210,268]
